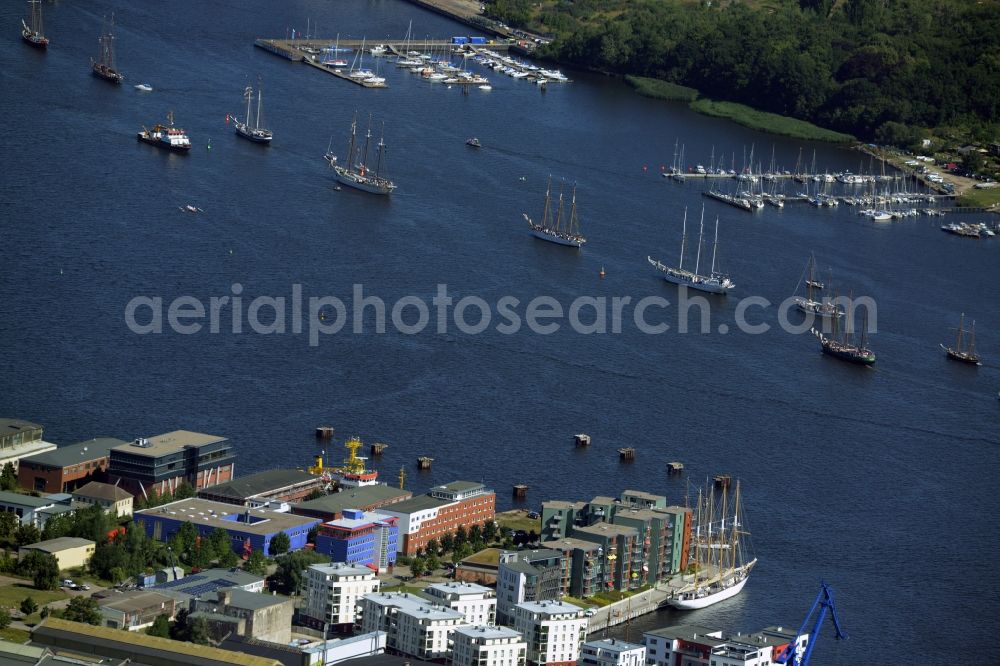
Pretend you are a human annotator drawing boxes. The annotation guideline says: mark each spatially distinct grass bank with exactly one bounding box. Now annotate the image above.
[957,186,1000,208]
[625,75,699,102]
[690,99,854,143]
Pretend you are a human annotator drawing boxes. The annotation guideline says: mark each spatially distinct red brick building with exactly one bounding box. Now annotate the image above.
[379,481,496,555]
[18,438,126,493]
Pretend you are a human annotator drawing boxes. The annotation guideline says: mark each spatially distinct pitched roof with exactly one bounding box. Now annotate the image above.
[21,536,95,553]
[20,437,126,468]
[292,484,412,515]
[198,469,318,500]
[73,481,132,502]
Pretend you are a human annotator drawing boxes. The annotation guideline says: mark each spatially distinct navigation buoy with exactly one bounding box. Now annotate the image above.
[599,266,606,279]
[207,139,212,151]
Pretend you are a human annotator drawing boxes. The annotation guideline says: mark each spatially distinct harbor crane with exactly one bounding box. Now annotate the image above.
[775,582,847,666]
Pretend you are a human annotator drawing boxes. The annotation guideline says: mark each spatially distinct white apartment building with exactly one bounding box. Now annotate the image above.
[580,639,646,666]
[303,563,381,628]
[424,581,497,626]
[357,591,467,660]
[452,625,527,666]
[511,600,588,666]
[642,625,806,666]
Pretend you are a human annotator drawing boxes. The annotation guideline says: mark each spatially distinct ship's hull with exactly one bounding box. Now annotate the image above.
[941,345,981,365]
[659,271,733,294]
[667,560,756,610]
[334,166,395,195]
[794,298,842,319]
[821,342,876,365]
[136,134,191,152]
[531,228,586,247]
[21,30,48,49]
[92,64,124,83]
[234,121,273,144]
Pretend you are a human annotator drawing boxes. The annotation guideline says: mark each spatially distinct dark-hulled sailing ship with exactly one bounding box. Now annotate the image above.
[941,313,981,365]
[91,16,124,83]
[811,302,876,366]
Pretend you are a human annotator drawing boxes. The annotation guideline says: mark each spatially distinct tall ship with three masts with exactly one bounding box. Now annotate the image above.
[793,254,843,319]
[232,84,272,143]
[812,303,876,365]
[325,114,396,195]
[523,177,587,247]
[136,111,191,152]
[91,16,123,83]
[21,0,48,49]
[941,313,981,365]
[648,206,735,294]
[667,479,756,610]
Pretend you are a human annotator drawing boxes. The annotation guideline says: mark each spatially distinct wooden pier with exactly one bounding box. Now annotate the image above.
[301,55,388,87]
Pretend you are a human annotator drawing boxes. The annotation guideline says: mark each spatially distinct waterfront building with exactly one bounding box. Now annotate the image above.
[314,508,398,571]
[302,562,381,630]
[452,625,527,666]
[19,536,95,570]
[0,418,56,471]
[18,436,125,493]
[378,481,495,555]
[579,639,645,666]
[356,591,467,660]
[642,625,806,666]
[108,430,236,498]
[572,523,641,592]
[540,538,604,599]
[72,481,133,517]
[292,484,413,522]
[496,549,564,624]
[197,468,325,507]
[423,581,497,625]
[135,497,320,555]
[511,600,587,666]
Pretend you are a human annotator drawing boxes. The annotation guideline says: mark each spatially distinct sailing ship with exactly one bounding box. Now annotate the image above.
[136,111,191,152]
[793,255,843,319]
[324,114,396,195]
[648,207,735,294]
[232,84,272,143]
[91,16,123,83]
[811,303,876,365]
[667,479,756,610]
[941,313,981,365]
[522,177,587,247]
[21,0,48,49]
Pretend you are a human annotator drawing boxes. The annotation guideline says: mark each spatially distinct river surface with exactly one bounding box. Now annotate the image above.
[2,0,998,662]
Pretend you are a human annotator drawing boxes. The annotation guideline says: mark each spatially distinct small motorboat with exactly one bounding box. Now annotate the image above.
[179,205,203,213]
[478,85,492,91]
[134,83,153,91]
[466,137,481,148]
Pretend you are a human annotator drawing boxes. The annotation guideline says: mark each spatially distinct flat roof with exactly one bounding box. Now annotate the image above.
[73,481,132,502]
[379,494,451,514]
[22,537,95,553]
[20,437,126,468]
[151,568,266,596]
[643,625,724,643]
[98,590,174,613]
[425,581,494,597]
[198,469,318,500]
[197,588,289,611]
[583,638,645,653]
[136,498,318,535]
[515,599,584,615]
[574,523,638,538]
[434,480,483,493]
[0,491,55,508]
[0,418,43,435]
[542,537,601,552]
[454,625,522,639]
[292,484,412,514]
[112,430,227,457]
[621,490,666,501]
[31,616,283,665]
[362,591,465,620]
[309,562,377,578]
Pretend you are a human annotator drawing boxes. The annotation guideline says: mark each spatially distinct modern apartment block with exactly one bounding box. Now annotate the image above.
[356,591,467,660]
[511,600,588,666]
[452,626,527,666]
[378,481,496,555]
[496,549,564,624]
[108,431,236,497]
[579,639,645,666]
[540,537,603,599]
[642,625,807,666]
[302,563,381,631]
[572,523,641,593]
[423,581,497,626]
[314,509,399,572]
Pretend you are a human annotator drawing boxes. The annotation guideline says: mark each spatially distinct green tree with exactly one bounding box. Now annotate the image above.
[62,597,102,625]
[19,551,59,591]
[187,616,212,645]
[425,553,440,573]
[146,613,171,638]
[271,550,327,595]
[20,595,38,616]
[190,542,213,570]
[219,548,240,569]
[483,521,498,542]
[16,523,41,546]
[440,533,454,553]
[245,549,268,576]
[0,511,19,541]
[173,482,196,500]
[469,525,483,543]
[175,522,199,556]
[410,555,426,576]
[455,525,468,546]
[0,463,17,491]
[269,532,291,557]
[426,539,439,555]
[40,606,49,619]
[0,608,10,630]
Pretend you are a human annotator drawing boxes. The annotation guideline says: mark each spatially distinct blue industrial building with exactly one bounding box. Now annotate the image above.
[315,509,398,572]
[135,497,321,556]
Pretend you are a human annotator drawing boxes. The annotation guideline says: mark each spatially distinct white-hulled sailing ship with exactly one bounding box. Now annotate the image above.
[324,114,396,195]
[21,0,48,48]
[232,84,272,144]
[648,206,735,294]
[793,254,843,319]
[523,177,586,247]
[667,479,756,610]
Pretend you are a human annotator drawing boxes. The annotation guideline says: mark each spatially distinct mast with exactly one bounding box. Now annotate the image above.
[541,176,552,228]
[244,86,253,126]
[969,320,976,356]
[374,122,386,178]
[710,216,720,275]
[569,183,579,235]
[678,208,687,270]
[806,255,816,301]
[694,206,705,276]
[731,480,741,571]
[256,83,263,130]
[553,182,565,232]
[360,116,373,172]
[344,113,358,173]
[956,313,965,352]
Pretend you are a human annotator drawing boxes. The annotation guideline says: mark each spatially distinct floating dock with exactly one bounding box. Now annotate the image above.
[370,442,388,456]
[667,461,684,475]
[574,433,591,447]
[618,447,635,461]
[315,426,334,439]
[417,456,434,470]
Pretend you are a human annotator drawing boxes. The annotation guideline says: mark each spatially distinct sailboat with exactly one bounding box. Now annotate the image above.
[811,301,876,365]
[322,34,348,67]
[648,206,735,294]
[21,0,48,49]
[324,114,396,195]
[91,15,123,82]
[523,177,587,247]
[232,84,273,143]
[667,480,756,610]
[941,313,981,365]
[793,255,843,319]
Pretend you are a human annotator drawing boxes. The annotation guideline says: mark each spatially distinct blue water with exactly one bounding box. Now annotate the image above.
[2,0,999,661]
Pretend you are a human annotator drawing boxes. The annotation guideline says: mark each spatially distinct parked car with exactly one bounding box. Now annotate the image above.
[585,608,598,617]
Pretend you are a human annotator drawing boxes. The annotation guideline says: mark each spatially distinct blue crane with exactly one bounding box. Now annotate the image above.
[774,581,847,666]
